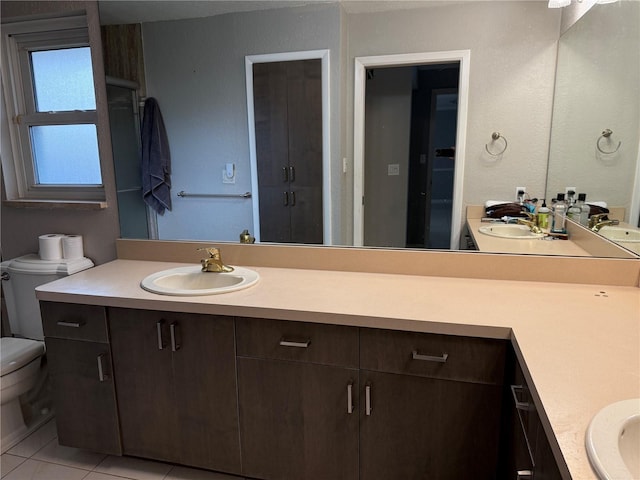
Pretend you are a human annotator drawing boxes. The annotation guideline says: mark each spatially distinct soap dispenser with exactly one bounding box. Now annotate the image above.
[239,230,255,244]
[537,199,550,229]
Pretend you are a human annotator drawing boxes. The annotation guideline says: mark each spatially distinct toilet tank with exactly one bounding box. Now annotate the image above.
[1,254,94,340]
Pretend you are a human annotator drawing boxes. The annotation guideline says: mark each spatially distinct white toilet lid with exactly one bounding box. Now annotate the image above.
[1,337,45,376]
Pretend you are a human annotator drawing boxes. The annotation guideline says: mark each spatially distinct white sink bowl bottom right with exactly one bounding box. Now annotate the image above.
[586,398,640,479]
[478,224,546,239]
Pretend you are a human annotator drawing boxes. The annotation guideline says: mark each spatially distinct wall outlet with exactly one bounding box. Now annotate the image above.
[388,164,400,176]
[564,186,577,198]
[515,187,526,202]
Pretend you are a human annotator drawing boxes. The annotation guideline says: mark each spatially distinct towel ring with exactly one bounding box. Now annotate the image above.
[596,129,621,154]
[485,132,508,156]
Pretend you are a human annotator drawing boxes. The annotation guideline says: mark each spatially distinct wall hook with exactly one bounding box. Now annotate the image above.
[596,129,621,155]
[485,132,508,156]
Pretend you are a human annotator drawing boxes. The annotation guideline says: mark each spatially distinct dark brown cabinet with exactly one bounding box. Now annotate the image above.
[41,301,565,480]
[359,328,506,480]
[40,302,121,455]
[253,59,323,244]
[499,348,563,480]
[108,308,241,474]
[236,317,359,480]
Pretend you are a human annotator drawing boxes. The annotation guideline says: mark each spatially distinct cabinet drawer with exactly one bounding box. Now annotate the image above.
[41,302,108,343]
[360,328,506,385]
[236,317,358,368]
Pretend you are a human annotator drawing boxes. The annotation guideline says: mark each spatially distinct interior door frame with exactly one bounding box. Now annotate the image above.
[245,50,331,244]
[353,50,470,249]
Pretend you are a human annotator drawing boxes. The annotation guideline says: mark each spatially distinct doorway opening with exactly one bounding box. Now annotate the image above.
[353,51,470,249]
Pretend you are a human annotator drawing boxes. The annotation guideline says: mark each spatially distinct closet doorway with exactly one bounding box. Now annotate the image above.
[246,51,331,244]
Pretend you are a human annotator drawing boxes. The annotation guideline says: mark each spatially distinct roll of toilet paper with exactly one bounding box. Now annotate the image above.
[38,234,66,260]
[62,235,84,260]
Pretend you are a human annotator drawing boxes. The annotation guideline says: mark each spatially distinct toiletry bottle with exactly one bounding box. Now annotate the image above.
[567,196,581,222]
[552,193,567,233]
[537,199,550,229]
[578,193,590,226]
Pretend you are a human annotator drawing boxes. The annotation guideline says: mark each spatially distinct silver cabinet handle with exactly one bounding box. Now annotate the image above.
[347,381,354,414]
[282,166,288,182]
[97,353,108,382]
[283,191,289,206]
[157,320,165,350]
[516,470,533,480]
[57,320,85,328]
[279,338,311,348]
[289,166,295,182]
[511,385,530,411]
[170,322,180,351]
[290,191,296,206]
[412,350,449,363]
[365,384,372,416]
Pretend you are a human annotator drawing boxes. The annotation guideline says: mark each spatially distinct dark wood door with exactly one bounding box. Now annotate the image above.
[171,315,241,474]
[253,59,323,244]
[237,357,359,480]
[109,308,241,474]
[45,338,121,455]
[109,309,178,463]
[359,370,502,480]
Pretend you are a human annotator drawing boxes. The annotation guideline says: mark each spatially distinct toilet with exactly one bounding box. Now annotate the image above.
[0,254,93,452]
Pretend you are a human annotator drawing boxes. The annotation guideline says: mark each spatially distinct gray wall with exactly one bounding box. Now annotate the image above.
[363,67,412,248]
[142,3,343,242]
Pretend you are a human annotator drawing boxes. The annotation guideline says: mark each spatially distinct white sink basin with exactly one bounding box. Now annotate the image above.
[598,226,640,243]
[586,398,640,479]
[141,265,259,296]
[598,227,640,254]
[478,224,546,239]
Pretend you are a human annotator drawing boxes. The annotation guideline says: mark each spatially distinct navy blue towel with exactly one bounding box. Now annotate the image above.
[141,97,172,215]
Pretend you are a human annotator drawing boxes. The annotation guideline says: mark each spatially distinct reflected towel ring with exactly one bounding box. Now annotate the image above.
[485,132,508,156]
[596,129,621,154]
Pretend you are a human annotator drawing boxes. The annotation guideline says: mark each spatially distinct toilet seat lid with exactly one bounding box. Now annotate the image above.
[1,337,45,376]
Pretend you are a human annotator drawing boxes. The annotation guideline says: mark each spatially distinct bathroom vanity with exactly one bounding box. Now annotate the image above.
[35,241,640,480]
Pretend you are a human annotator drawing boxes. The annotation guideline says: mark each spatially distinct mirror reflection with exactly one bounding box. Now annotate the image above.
[98,0,639,257]
[546,0,640,255]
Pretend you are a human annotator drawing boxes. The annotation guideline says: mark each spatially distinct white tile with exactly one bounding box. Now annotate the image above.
[1,454,26,478]
[6,420,57,458]
[84,473,136,480]
[33,438,106,470]
[2,459,88,480]
[165,465,245,480]
[94,456,172,480]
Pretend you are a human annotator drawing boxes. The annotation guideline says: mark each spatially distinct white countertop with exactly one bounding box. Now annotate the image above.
[36,259,640,480]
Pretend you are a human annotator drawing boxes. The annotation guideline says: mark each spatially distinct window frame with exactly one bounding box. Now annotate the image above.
[1,15,105,202]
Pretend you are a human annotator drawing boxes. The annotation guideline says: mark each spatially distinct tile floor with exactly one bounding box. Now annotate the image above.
[1,419,246,480]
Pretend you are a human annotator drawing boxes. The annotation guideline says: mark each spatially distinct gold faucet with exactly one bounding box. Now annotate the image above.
[591,218,620,232]
[199,248,234,273]
[517,213,544,234]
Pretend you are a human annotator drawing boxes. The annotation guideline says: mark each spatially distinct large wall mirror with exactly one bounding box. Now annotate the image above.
[98,0,639,258]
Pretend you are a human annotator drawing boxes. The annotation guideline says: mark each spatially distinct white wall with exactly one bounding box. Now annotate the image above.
[344,2,561,240]
[142,3,342,242]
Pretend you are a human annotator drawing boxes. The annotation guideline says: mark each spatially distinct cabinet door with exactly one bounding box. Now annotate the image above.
[359,370,502,480]
[46,338,121,455]
[109,309,179,463]
[171,315,241,474]
[238,358,359,480]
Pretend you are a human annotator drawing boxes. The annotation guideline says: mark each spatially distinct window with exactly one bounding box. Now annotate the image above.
[1,16,105,202]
